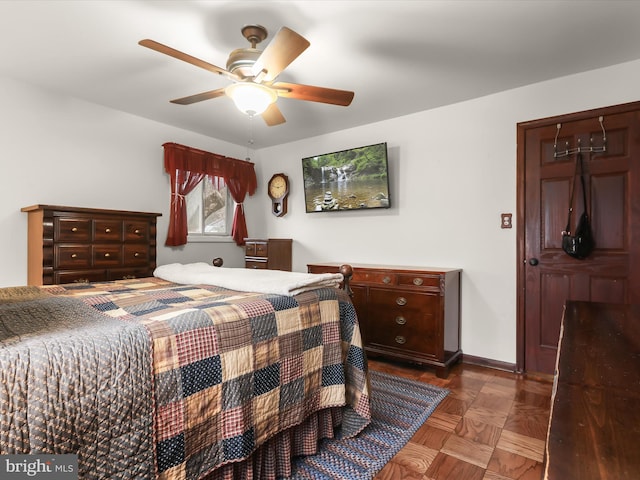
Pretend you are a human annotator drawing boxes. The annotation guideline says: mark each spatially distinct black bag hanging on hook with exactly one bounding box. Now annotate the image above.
[561,153,594,259]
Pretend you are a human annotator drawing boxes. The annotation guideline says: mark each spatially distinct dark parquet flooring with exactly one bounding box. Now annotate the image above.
[369,359,552,480]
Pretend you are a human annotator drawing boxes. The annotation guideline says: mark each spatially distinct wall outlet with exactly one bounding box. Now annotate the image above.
[501,213,512,229]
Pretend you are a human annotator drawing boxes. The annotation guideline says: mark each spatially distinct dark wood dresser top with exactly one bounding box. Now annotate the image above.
[544,301,640,480]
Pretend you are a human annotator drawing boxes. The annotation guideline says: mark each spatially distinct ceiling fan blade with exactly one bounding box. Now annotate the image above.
[170,88,227,105]
[251,27,310,82]
[139,39,240,82]
[272,82,354,106]
[262,103,286,126]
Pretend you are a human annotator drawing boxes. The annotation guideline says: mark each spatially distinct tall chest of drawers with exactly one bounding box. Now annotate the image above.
[308,263,462,378]
[22,205,161,285]
[244,238,292,271]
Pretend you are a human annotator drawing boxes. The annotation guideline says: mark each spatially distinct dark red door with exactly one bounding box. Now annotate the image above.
[518,102,640,375]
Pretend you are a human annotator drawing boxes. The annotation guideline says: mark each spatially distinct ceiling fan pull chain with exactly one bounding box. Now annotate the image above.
[246,116,255,161]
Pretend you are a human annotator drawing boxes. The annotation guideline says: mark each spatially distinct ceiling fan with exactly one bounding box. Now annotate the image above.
[139,25,354,126]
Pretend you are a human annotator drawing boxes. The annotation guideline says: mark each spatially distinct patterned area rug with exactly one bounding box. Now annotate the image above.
[289,370,449,479]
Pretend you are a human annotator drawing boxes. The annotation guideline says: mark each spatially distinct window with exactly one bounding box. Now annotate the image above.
[186,176,234,238]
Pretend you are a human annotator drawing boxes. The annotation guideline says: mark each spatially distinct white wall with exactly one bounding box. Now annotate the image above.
[0,75,248,288]
[249,59,640,364]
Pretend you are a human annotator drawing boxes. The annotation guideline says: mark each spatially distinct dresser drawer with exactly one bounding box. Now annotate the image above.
[245,243,256,256]
[93,245,122,266]
[108,267,153,281]
[123,245,149,266]
[368,306,436,331]
[55,218,91,242]
[94,219,123,242]
[54,269,108,284]
[367,323,438,357]
[246,259,268,269]
[352,270,396,285]
[368,288,433,310]
[254,243,268,257]
[397,273,441,289]
[55,245,92,268]
[245,242,268,257]
[124,221,149,242]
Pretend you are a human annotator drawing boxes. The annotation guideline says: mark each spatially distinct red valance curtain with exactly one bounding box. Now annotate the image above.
[163,142,257,247]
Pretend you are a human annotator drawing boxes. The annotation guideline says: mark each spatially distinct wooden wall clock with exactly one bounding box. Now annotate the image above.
[267,173,289,217]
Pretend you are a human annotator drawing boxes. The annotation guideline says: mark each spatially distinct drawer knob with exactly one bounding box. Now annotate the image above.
[413,277,424,286]
[104,253,110,258]
[383,276,391,284]
[73,278,89,284]
[105,228,111,233]
[71,253,78,258]
[134,252,140,257]
[395,316,406,325]
[396,296,407,306]
[134,229,141,234]
[123,275,136,279]
[395,335,407,344]
[71,227,78,232]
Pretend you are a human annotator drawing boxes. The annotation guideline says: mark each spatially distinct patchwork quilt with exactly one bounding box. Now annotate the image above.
[1,277,371,479]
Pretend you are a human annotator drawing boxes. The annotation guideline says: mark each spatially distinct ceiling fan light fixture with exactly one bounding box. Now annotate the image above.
[225,82,277,116]
[140,25,354,127]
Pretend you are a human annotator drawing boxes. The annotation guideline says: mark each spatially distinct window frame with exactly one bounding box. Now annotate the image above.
[185,176,235,243]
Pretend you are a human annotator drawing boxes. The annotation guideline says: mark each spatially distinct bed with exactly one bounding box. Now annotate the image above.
[0,262,371,480]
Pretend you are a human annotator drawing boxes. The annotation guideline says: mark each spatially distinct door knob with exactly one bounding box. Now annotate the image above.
[529,258,539,266]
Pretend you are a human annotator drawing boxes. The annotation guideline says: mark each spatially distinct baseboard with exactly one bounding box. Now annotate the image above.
[461,353,516,373]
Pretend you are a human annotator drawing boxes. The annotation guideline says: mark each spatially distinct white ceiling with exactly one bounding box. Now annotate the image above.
[2,0,640,148]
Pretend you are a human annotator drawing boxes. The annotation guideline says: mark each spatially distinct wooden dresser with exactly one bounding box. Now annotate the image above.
[244,238,292,271]
[22,205,161,285]
[544,301,640,480]
[308,262,462,378]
